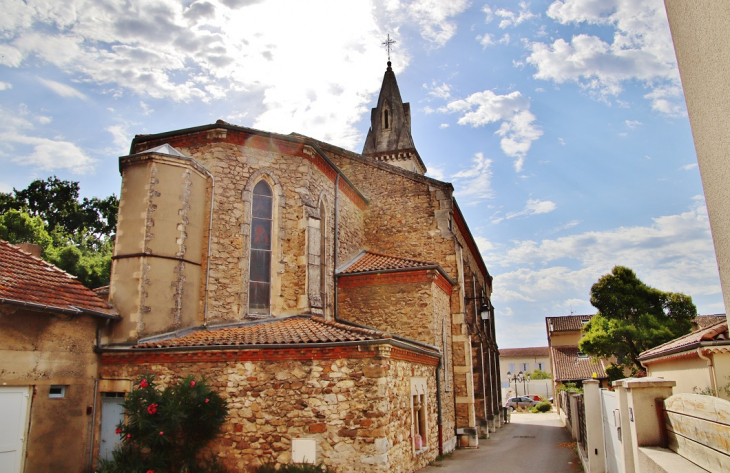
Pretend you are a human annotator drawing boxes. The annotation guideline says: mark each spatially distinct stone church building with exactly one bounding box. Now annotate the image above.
[98,61,502,472]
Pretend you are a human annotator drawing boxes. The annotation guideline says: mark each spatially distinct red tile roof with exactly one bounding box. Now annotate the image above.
[135,316,392,348]
[547,315,594,333]
[551,346,607,381]
[338,251,435,274]
[639,320,729,361]
[693,314,726,329]
[0,239,116,317]
[500,347,549,358]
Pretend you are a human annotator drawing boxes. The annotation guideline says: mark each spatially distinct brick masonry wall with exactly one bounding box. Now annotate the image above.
[100,346,438,473]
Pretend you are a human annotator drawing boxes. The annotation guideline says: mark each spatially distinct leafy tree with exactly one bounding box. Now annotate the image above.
[530,369,551,380]
[0,177,118,288]
[580,266,696,371]
[97,375,228,473]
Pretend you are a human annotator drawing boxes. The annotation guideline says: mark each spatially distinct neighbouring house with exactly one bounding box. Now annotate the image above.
[0,240,119,473]
[638,318,730,400]
[545,315,609,409]
[498,347,551,399]
[94,60,501,473]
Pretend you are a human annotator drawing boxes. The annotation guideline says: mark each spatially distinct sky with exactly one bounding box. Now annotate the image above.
[1,0,724,348]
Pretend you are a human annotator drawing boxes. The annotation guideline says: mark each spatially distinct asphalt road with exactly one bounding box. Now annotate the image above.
[418,411,582,473]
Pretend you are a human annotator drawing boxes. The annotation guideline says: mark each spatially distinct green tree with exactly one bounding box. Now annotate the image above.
[580,266,696,371]
[97,375,228,473]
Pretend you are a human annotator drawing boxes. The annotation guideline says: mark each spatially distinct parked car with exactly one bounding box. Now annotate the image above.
[525,394,543,402]
[504,396,540,410]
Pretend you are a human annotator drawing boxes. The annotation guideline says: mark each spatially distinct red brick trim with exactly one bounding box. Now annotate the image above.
[102,345,382,365]
[390,347,440,366]
[338,269,452,295]
[133,128,367,210]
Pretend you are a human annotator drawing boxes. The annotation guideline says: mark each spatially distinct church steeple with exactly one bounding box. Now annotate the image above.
[362,61,426,175]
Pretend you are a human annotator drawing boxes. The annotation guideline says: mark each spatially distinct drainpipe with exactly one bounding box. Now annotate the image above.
[88,378,99,472]
[436,358,444,457]
[333,174,340,322]
[697,348,719,396]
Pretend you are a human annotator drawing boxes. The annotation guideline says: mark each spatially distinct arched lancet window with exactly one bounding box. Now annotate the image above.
[383,109,389,129]
[319,200,327,307]
[249,180,273,314]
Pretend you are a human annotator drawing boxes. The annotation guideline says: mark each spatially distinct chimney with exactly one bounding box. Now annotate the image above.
[16,243,42,258]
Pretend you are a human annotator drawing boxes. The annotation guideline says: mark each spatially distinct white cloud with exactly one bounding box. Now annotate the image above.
[0,82,12,91]
[486,200,721,317]
[492,198,556,224]
[424,80,452,99]
[0,105,96,174]
[107,124,131,154]
[439,123,449,128]
[494,1,539,29]
[425,163,445,181]
[451,152,494,201]
[527,0,683,113]
[402,0,471,47]
[625,119,642,129]
[681,163,698,171]
[441,90,542,171]
[477,33,495,48]
[37,78,87,99]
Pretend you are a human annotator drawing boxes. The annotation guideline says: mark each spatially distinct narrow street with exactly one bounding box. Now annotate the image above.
[419,412,582,473]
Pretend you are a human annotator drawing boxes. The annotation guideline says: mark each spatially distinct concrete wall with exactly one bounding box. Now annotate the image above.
[646,357,712,396]
[664,0,730,313]
[0,308,101,473]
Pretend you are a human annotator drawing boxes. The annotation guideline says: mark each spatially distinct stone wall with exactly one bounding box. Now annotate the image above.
[154,141,367,323]
[0,308,101,473]
[100,345,439,473]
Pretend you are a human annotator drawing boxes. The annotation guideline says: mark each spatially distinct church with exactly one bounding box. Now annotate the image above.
[97,60,502,472]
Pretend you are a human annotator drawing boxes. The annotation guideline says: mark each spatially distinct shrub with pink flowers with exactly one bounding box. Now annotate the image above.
[97,375,228,473]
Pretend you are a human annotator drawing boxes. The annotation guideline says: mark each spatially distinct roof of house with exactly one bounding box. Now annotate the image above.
[499,346,549,358]
[693,314,726,329]
[0,239,117,317]
[639,320,729,361]
[551,346,608,381]
[337,251,436,274]
[546,315,594,333]
[134,316,399,349]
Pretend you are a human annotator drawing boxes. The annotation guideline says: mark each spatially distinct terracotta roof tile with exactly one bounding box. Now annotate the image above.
[639,320,729,361]
[551,346,607,381]
[546,315,594,333]
[500,347,549,358]
[0,239,115,316]
[338,251,434,274]
[693,314,726,329]
[135,316,390,348]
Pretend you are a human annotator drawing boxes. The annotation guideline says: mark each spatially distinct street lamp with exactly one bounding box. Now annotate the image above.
[506,371,524,397]
[522,372,531,396]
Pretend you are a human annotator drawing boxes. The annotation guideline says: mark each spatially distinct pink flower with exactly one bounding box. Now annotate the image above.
[147,470,155,473]
[126,434,131,439]
[140,379,149,388]
[190,380,196,387]
[115,427,122,435]
[147,403,158,415]
[160,431,164,435]
[205,398,209,403]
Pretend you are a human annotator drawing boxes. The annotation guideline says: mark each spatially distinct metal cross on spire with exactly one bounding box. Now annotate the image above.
[382,34,396,62]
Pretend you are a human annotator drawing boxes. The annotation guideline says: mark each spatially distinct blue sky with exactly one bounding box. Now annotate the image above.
[1,0,723,348]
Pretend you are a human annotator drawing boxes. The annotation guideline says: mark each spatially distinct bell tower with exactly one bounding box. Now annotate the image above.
[362,61,427,175]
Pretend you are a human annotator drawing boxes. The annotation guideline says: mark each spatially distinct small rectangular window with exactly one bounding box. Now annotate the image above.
[49,385,67,398]
[508,363,515,373]
[578,351,588,358]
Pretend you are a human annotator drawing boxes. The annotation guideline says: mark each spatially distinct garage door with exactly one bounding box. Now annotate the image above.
[0,387,31,473]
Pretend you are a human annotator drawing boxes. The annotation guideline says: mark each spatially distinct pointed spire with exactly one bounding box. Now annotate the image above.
[362,61,426,175]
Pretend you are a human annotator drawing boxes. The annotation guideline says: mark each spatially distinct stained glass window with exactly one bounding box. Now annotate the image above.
[249,180,273,314]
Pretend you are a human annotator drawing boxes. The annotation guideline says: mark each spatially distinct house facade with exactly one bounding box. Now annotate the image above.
[545,315,609,409]
[498,347,551,400]
[0,241,119,473]
[94,61,502,472]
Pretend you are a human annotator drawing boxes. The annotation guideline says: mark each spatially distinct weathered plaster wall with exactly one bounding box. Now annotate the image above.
[0,308,100,473]
[100,346,438,473]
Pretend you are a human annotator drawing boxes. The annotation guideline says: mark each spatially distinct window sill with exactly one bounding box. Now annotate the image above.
[414,447,429,456]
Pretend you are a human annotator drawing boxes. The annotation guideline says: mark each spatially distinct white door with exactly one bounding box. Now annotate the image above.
[600,389,623,473]
[0,387,31,473]
[99,395,125,461]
